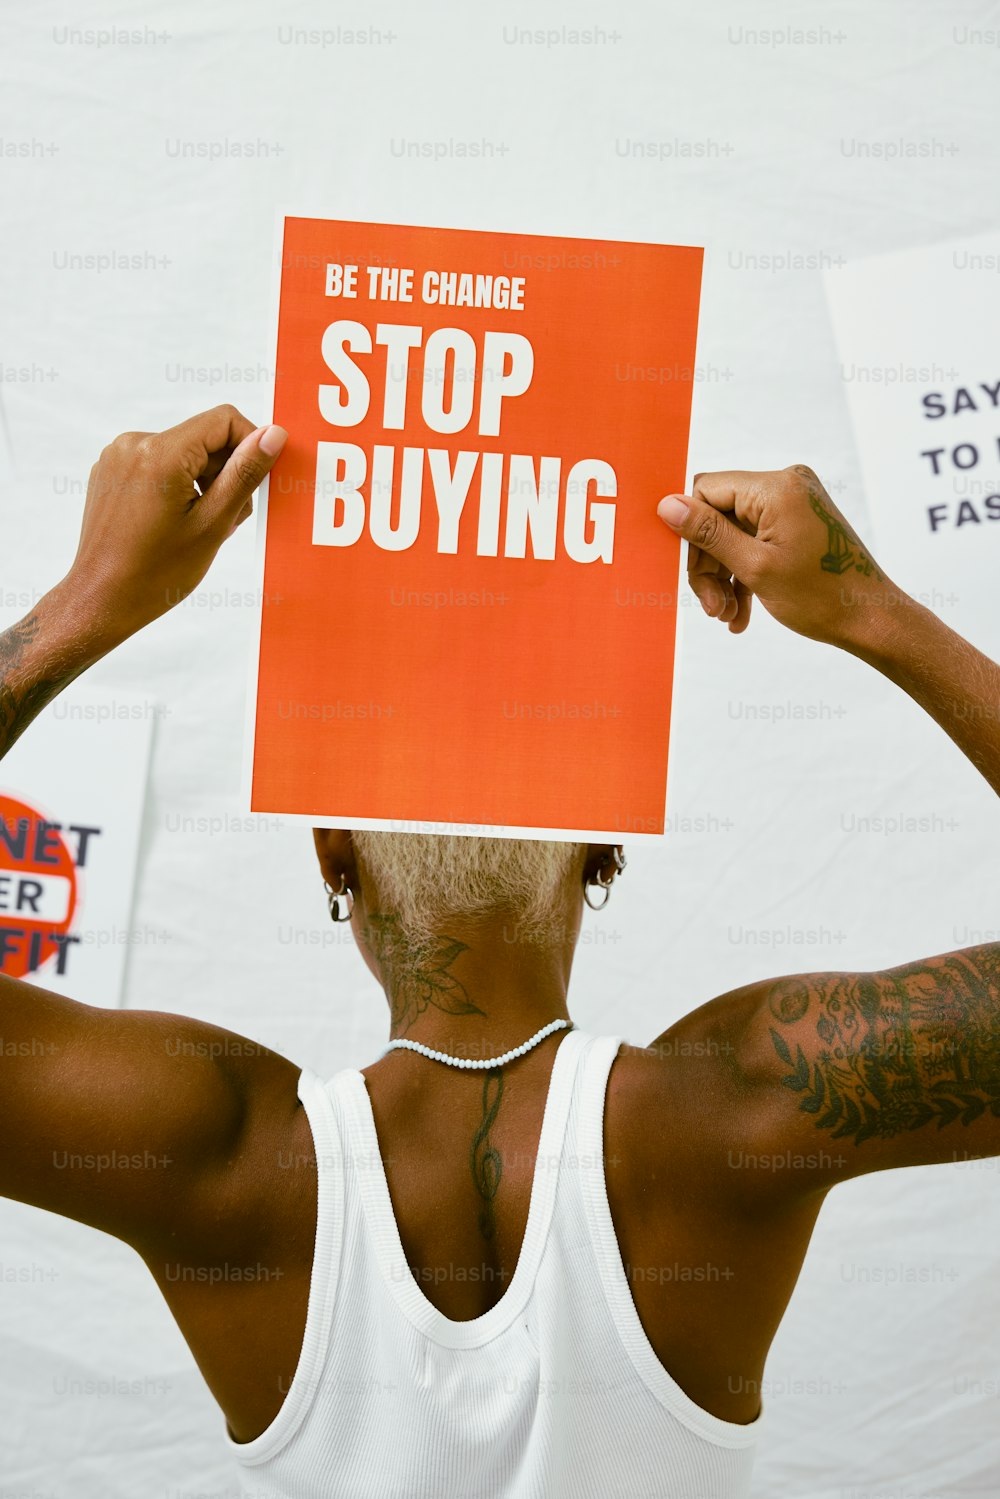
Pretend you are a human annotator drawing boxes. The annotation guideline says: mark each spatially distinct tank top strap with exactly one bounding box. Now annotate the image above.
[562,1033,623,1170]
[227,1066,346,1463]
[578,1033,626,1125]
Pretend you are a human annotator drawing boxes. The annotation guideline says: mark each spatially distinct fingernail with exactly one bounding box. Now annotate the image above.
[657,494,689,528]
[258,424,288,457]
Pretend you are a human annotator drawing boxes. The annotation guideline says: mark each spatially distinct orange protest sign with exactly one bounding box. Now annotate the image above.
[248,216,702,840]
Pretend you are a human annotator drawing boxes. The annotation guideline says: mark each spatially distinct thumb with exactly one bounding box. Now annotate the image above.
[201,423,288,530]
[657,492,762,582]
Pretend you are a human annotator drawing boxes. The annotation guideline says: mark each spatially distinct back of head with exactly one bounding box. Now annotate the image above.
[350,831,586,953]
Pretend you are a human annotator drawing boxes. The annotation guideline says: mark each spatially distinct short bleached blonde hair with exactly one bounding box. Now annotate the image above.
[350,832,588,952]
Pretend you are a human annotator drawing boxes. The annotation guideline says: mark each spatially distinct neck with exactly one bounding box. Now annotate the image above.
[368,906,578,1060]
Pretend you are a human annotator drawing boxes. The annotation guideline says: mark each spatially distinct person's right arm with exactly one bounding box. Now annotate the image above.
[653,464,1000,1195]
[850,591,999,794]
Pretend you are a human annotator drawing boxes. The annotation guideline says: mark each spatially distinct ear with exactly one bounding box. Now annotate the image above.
[311,828,359,890]
[581,843,620,886]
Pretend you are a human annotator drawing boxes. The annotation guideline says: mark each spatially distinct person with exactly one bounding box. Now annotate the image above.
[0,405,996,1499]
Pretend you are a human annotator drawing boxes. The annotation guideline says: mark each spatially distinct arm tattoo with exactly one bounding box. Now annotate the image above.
[364,911,485,1034]
[767,946,1000,1145]
[790,466,885,581]
[470,1066,503,1241]
[0,614,69,757]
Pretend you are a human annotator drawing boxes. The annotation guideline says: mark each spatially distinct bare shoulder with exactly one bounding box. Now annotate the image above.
[148,1014,314,1271]
[606,1002,759,1196]
[637,943,1000,1201]
[0,970,308,1261]
[203,1026,316,1255]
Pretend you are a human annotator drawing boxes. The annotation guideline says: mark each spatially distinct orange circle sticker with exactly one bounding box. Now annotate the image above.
[0,795,79,979]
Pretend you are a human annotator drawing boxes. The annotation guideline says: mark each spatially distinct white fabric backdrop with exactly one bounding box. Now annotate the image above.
[2,1,999,1494]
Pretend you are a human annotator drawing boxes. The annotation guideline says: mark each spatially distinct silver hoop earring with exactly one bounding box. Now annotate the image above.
[324,874,354,923]
[583,845,626,911]
[583,879,611,911]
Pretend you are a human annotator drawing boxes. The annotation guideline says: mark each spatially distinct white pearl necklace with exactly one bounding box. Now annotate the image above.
[383,1017,571,1069]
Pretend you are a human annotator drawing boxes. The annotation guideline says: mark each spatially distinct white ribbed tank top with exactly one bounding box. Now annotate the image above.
[225,1028,763,1497]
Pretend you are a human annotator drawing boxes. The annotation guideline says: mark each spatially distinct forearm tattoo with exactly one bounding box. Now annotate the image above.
[767,946,1000,1145]
[0,614,67,757]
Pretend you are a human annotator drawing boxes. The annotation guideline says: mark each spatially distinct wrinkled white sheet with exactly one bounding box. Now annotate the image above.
[1,0,998,1494]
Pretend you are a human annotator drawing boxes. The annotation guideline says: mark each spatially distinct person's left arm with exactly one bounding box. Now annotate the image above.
[657,943,1000,1195]
[0,405,294,1260]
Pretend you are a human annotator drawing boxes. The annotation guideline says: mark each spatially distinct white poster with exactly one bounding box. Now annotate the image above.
[824,230,1000,658]
[0,684,156,1005]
